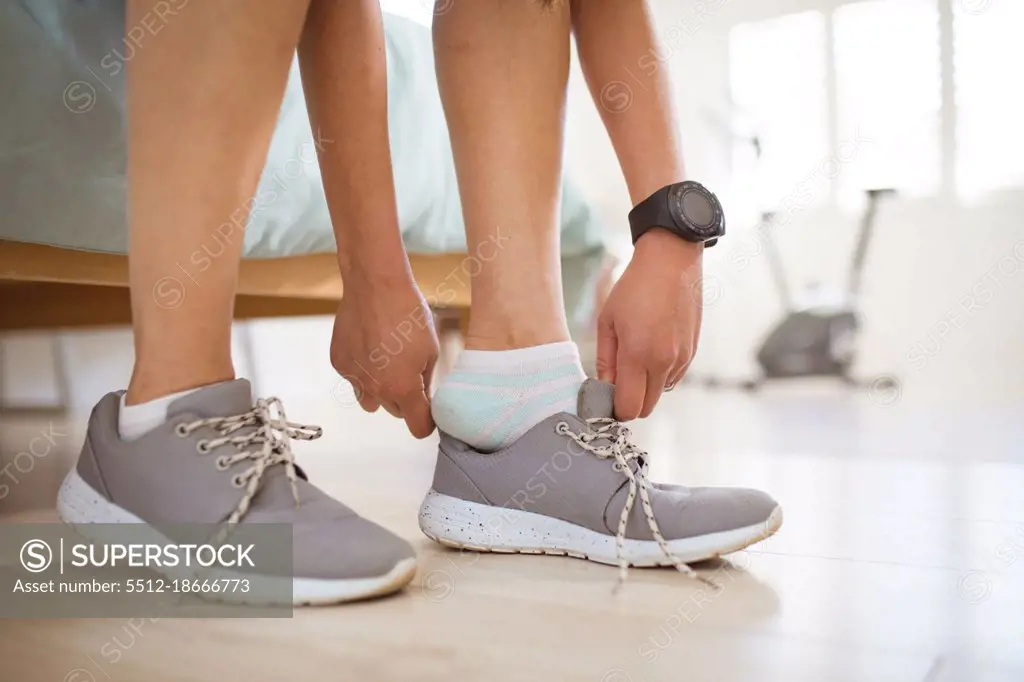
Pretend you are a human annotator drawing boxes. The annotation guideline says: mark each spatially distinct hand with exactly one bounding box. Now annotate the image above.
[596,229,703,420]
[330,268,440,438]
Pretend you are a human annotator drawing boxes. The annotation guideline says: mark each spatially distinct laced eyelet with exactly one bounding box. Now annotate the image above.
[215,456,230,471]
[555,421,569,435]
[196,440,211,454]
[175,423,190,437]
[231,474,245,488]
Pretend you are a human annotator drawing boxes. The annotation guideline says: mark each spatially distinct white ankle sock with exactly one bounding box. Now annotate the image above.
[118,382,221,441]
[432,341,586,452]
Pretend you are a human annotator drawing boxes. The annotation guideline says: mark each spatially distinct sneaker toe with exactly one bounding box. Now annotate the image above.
[616,484,780,541]
[676,486,780,537]
[292,515,415,581]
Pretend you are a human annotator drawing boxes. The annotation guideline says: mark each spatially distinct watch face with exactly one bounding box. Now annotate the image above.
[669,182,723,239]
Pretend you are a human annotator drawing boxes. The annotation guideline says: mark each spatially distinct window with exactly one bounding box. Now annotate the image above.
[954,0,1024,199]
[833,0,942,198]
[729,11,829,214]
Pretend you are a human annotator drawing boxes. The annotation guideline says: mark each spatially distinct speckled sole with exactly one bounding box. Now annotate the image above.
[418,490,782,567]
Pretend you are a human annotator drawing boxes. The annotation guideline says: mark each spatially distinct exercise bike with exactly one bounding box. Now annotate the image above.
[704,187,897,392]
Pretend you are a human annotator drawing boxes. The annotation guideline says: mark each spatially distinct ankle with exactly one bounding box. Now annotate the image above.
[464,322,571,351]
[126,367,235,405]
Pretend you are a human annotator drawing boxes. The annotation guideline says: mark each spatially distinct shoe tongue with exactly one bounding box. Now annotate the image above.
[577,378,616,420]
[165,380,314,514]
[166,379,254,419]
[577,379,643,469]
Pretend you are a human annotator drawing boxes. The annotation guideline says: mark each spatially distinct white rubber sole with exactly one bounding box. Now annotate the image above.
[419,490,782,567]
[57,470,416,606]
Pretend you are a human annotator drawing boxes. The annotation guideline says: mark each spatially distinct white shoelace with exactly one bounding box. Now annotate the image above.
[557,417,717,591]
[177,397,322,525]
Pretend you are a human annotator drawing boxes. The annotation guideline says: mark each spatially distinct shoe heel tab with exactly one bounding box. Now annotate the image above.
[437,430,471,457]
[90,391,124,431]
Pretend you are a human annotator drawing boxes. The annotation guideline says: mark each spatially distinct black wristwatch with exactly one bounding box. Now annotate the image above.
[627,181,725,248]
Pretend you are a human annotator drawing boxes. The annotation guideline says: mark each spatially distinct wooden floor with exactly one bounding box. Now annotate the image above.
[1,383,1023,682]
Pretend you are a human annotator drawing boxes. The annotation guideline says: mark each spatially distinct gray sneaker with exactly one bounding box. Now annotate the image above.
[419,379,781,585]
[57,380,416,605]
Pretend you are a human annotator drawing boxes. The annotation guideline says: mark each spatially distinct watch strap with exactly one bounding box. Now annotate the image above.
[627,187,676,245]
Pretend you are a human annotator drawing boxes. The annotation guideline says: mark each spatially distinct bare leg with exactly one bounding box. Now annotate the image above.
[430,1,584,451]
[433,0,572,351]
[126,0,309,403]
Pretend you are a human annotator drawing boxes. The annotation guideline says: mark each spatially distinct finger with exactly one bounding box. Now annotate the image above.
[596,315,617,383]
[381,398,403,418]
[641,367,670,418]
[665,362,687,390]
[422,353,439,397]
[613,350,646,421]
[667,344,695,390]
[357,392,381,414]
[399,389,435,439]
